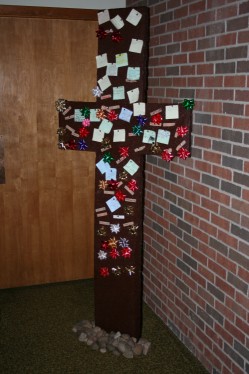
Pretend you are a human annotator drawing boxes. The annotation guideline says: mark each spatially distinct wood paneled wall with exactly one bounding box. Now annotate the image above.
[0,11,97,288]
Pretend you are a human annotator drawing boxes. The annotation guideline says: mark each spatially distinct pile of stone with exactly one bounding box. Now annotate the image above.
[72,320,151,358]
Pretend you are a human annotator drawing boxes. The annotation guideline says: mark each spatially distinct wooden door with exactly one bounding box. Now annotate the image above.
[0,6,97,288]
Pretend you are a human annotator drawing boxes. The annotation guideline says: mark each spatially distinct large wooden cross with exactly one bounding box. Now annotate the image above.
[56,7,192,338]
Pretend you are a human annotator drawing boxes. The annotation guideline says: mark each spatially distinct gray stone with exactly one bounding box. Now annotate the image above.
[78,332,87,342]
[107,343,115,352]
[138,337,148,345]
[112,349,121,356]
[114,331,121,339]
[123,349,134,359]
[143,342,151,355]
[121,334,130,341]
[117,341,128,353]
[72,320,151,359]
[127,339,135,349]
[133,343,143,356]
[112,338,119,347]
[91,343,99,351]
[93,326,101,333]
[86,338,94,346]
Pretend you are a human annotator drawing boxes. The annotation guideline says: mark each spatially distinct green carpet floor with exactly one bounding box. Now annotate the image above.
[0,279,209,374]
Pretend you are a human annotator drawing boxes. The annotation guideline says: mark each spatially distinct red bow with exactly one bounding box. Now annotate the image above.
[109,248,120,259]
[121,247,132,258]
[108,179,119,191]
[99,267,109,277]
[127,179,138,192]
[176,126,188,137]
[101,241,109,250]
[108,110,118,121]
[115,190,126,202]
[151,113,163,124]
[96,27,107,39]
[161,149,174,162]
[112,31,123,42]
[119,146,129,158]
[78,127,89,138]
[178,148,190,160]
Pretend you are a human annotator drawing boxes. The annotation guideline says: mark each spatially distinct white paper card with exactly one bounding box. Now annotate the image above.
[111,15,124,29]
[96,53,108,68]
[113,86,125,100]
[113,129,126,142]
[126,8,142,26]
[90,109,101,122]
[127,67,140,81]
[99,119,113,134]
[92,128,104,142]
[165,105,179,119]
[129,39,143,53]
[98,9,110,25]
[74,109,84,122]
[157,129,171,144]
[119,107,133,122]
[123,159,139,176]
[105,168,117,181]
[106,196,121,212]
[96,158,111,174]
[106,63,118,76]
[98,75,112,92]
[133,102,146,116]
[127,88,139,104]
[142,130,156,144]
[116,53,128,68]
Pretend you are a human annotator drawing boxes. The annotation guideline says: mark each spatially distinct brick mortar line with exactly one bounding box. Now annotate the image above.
[150,43,249,52]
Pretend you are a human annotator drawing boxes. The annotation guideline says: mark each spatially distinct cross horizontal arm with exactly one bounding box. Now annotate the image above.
[58,100,192,161]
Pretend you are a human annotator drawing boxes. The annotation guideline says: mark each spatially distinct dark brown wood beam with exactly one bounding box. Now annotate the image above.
[0,5,98,21]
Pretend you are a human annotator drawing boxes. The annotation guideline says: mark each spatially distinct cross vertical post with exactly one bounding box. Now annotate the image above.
[56,7,193,338]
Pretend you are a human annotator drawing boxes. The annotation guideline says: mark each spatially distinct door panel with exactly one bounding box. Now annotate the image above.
[0,15,97,288]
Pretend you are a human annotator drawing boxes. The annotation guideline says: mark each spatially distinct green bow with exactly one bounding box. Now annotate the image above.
[183,99,195,110]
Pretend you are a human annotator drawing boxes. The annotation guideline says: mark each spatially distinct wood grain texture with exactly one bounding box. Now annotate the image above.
[0,16,97,288]
[0,5,97,20]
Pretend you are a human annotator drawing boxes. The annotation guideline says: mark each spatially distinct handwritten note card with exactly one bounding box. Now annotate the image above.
[106,196,121,212]
[123,159,139,176]
[119,107,133,122]
[74,109,84,122]
[96,53,108,68]
[111,15,124,29]
[129,39,143,54]
[142,130,156,144]
[165,105,179,120]
[96,158,111,174]
[116,53,128,68]
[127,67,140,81]
[105,168,117,181]
[98,75,112,92]
[113,86,125,100]
[90,109,101,122]
[98,9,110,25]
[133,102,146,116]
[126,8,142,26]
[113,129,126,142]
[127,88,139,103]
[157,129,171,145]
[92,128,105,142]
[99,119,113,134]
[106,63,118,76]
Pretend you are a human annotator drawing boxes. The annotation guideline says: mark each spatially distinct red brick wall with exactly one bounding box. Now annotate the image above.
[126,1,249,373]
